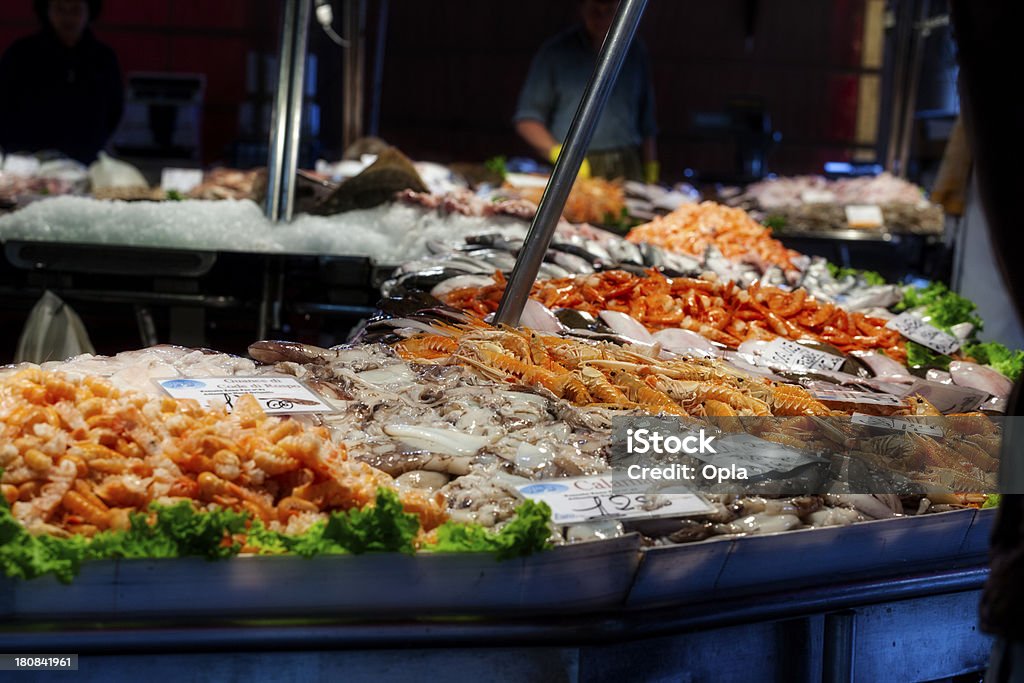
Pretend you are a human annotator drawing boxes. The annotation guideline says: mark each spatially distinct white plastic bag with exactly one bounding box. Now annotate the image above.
[88,152,148,190]
[15,291,96,363]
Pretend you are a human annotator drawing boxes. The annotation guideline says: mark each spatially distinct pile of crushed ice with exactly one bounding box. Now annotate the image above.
[0,196,529,263]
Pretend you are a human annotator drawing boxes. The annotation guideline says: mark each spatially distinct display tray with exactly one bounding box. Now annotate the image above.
[627,508,980,608]
[0,534,642,622]
[2,510,993,621]
[4,240,219,277]
[960,507,997,556]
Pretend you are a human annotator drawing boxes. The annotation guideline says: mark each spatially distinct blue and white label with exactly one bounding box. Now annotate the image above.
[519,483,570,495]
[515,475,712,525]
[161,379,206,389]
[157,375,335,414]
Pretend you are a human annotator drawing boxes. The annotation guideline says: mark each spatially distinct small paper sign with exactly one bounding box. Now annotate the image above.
[811,388,905,407]
[158,376,335,414]
[3,154,40,177]
[851,413,944,436]
[160,168,204,193]
[886,312,961,355]
[800,189,835,204]
[845,204,884,228]
[516,475,712,525]
[760,339,846,372]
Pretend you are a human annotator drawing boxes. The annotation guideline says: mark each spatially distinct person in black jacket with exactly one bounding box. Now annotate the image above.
[0,0,123,164]
[951,1,1024,681]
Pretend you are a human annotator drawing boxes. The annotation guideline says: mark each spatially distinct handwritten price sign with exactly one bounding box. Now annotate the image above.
[761,339,846,372]
[886,312,961,355]
[516,475,712,525]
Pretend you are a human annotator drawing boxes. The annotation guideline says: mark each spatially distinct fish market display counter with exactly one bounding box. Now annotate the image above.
[773,228,948,283]
[3,508,995,682]
[0,240,396,358]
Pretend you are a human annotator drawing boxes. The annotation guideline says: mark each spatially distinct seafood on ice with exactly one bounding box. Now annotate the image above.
[0,368,446,538]
[626,201,802,274]
[441,268,908,360]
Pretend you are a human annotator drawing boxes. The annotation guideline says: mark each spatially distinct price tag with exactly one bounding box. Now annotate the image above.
[516,475,712,525]
[902,379,987,413]
[885,312,961,355]
[699,433,824,476]
[760,339,846,372]
[851,413,944,437]
[811,387,905,407]
[160,168,204,193]
[2,154,40,177]
[845,204,884,228]
[158,376,335,414]
[800,189,835,204]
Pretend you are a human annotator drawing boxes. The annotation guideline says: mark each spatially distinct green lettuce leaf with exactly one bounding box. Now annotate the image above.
[0,496,89,583]
[982,494,1001,509]
[429,500,553,560]
[905,340,952,372]
[320,488,420,554]
[826,263,886,286]
[896,282,983,334]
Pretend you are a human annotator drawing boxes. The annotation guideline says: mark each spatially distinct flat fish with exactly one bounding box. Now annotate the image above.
[311,147,428,214]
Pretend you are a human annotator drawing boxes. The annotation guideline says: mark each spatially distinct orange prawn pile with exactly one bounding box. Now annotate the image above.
[395,324,833,419]
[394,326,999,491]
[517,177,626,225]
[442,269,907,361]
[0,369,445,537]
[626,201,800,271]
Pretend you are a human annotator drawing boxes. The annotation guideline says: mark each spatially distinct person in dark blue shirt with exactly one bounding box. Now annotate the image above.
[0,0,124,164]
[514,0,658,183]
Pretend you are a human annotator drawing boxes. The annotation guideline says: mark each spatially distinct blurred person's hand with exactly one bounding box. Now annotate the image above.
[549,143,592,180]
[644,160,660,185]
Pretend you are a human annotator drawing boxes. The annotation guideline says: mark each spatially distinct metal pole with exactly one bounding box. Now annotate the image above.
[282,0,312,221]
[822,611,857,683]
[896,0,932,177]
[368,0,389,138]
[342,0,367,151]
[883,0,915,173]
[265,0,298,221]
[494,0,648,326]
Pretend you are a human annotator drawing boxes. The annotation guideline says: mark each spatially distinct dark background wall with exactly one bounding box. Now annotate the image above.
[369,0,872,180]
[1,0,873,179]
[0,0,279,166]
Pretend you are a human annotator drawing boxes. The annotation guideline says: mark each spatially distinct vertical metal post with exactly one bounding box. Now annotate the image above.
[822,611,857,683]
[265,0,298,221]
[368,0,389,138]
[342,0,367,151]
[282,0,312,221]
[895,0,932,177]
[884,0,914,172]
[494,0,649,326]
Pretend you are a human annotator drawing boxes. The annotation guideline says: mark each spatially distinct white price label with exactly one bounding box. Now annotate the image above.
[760,339,846,372]
[158,376,335,414]
[516,475,713,525]
[902,379,987,413]
[845,204,884,228]
[160,167,204,193]
[3,154,40,177]
[886,312,961,355]
[800,189,835,204]
[811,388,905,407]
[696,432,824,476]
[851,413,944,436]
